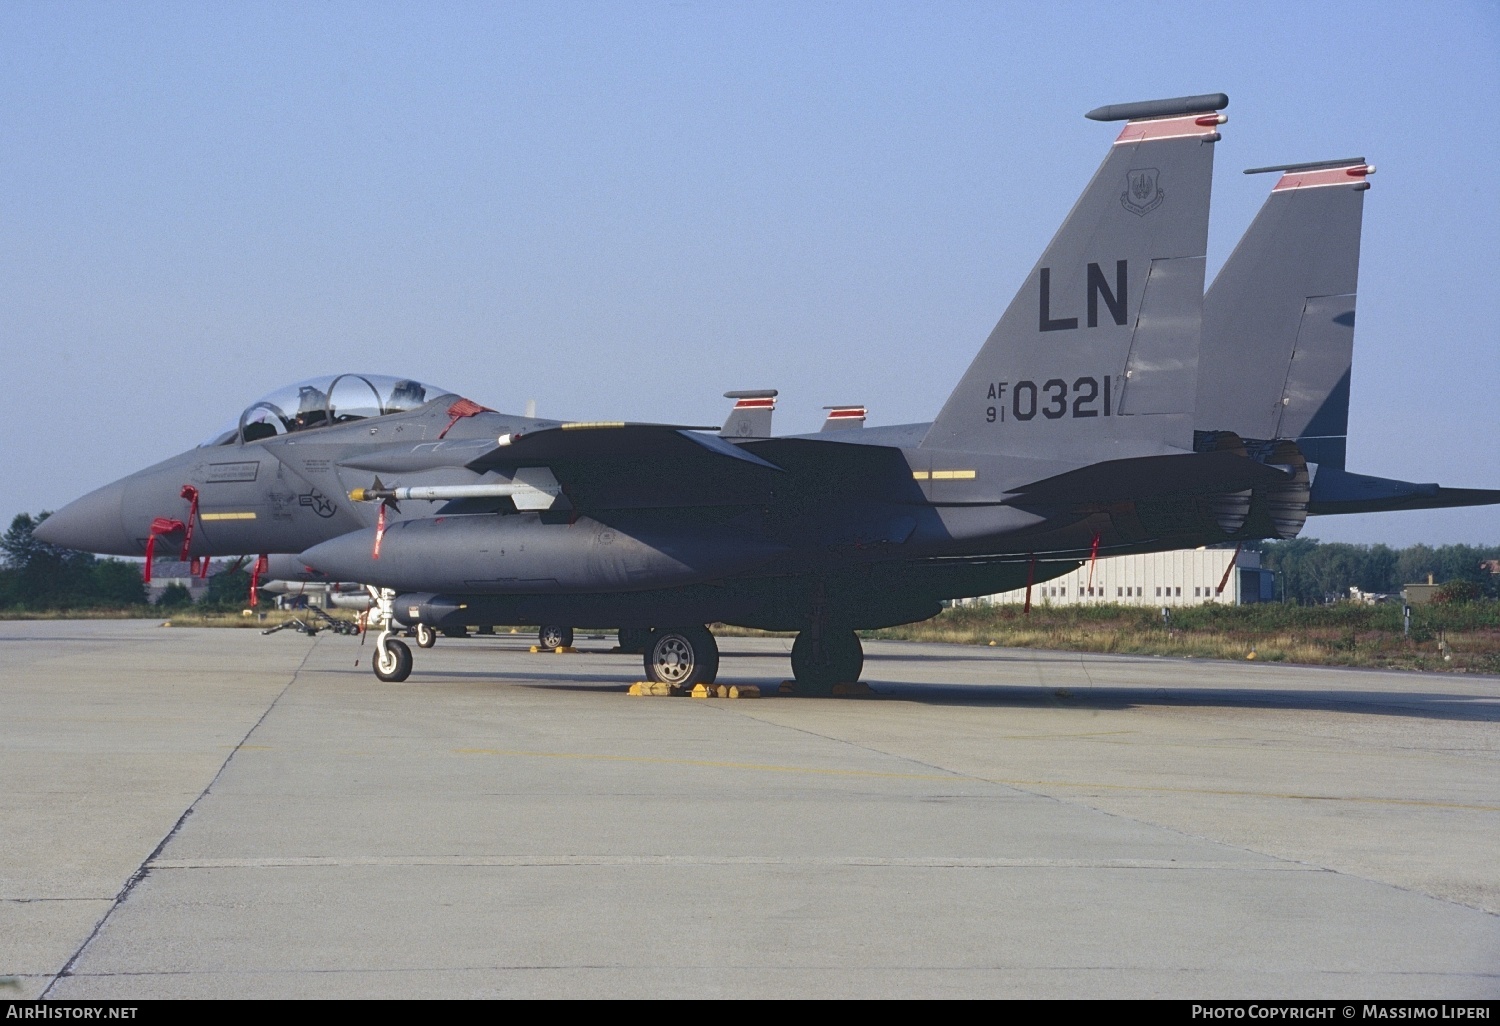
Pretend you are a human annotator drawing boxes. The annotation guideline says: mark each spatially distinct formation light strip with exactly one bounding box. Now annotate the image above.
[913,470,977,481]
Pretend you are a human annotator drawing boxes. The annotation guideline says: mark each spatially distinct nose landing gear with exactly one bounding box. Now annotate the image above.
[374,635,413,682]
[366,587,415,683]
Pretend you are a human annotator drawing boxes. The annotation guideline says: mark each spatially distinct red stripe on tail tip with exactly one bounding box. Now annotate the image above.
[1274,165,1374,191]
[1115,113,1224,144]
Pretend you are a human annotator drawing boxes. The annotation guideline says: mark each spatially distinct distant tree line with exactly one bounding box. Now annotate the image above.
[0,513,147,609]
[0,512,255,611]
[1256,539,1500,605]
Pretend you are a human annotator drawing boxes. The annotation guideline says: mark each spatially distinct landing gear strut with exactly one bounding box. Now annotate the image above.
[790,629,863,692]
[617,627,651,655]
[366,587,414,683]
[643,626,719,687]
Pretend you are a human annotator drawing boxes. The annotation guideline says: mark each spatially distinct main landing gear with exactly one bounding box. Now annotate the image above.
[616,627,651,655]
[633,624,861,692]
[360,585,861,693]
[789,629,863,693]
[538,624,575,650]
[642,626,720,687]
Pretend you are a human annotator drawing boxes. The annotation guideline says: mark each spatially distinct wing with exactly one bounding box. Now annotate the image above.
[464,423,783,510]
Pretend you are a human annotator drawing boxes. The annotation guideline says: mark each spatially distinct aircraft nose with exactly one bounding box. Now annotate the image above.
[33,479,134,555]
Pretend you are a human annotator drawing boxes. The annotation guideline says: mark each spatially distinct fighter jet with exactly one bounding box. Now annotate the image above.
[37,93,1498,690]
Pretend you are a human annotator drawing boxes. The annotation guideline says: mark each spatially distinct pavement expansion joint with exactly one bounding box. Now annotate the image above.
[36,641,320,999]
[143,854,1319,871]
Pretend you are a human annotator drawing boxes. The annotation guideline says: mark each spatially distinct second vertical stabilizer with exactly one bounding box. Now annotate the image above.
[1198,158,1373,469]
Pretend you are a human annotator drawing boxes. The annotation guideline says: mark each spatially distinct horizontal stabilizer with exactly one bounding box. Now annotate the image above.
[1006,451,1290,508]
[1308,467,1500,515]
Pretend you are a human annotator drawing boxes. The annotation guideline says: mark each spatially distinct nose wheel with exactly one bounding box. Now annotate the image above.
[367,589,414,683]
[374,634,413,682]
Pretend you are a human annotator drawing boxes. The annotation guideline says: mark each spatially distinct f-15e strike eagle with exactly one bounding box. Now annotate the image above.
[36,93,1499,688]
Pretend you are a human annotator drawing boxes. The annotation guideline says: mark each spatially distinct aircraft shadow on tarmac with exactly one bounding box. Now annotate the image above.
[825,681,1500,722]
[333,661,1499,724]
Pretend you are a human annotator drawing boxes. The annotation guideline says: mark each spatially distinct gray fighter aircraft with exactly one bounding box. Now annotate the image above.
[36,93,1499,689]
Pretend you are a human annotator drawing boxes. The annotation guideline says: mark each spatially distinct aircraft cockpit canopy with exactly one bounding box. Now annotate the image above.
[199,374,457,446]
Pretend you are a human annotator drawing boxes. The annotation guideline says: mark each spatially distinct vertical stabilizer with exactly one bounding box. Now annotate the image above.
[922,94,1226,462]
[720,390,778,439]
[1198,159,1372,469]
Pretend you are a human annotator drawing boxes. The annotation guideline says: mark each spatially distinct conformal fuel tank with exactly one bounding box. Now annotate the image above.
[298,512,786,594]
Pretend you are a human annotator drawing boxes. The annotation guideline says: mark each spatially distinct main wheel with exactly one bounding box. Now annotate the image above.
[643,626,719,686]
[374,638,413,682]
[617,627,651,655]
[413,623,436,649]
[790,630,862,692]
[539,624,574,649]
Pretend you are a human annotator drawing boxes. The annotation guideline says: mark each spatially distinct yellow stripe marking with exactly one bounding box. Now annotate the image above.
[911,471,929,480]
[561,421,626,430]
[201,512,257,521]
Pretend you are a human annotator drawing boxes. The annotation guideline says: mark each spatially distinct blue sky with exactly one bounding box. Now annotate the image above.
[2,1,1496,546]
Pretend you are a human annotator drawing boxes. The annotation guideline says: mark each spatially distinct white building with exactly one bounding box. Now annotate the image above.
[965,547,1275,608]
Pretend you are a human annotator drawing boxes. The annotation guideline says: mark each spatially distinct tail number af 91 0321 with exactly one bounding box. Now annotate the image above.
[984,377,1111,423]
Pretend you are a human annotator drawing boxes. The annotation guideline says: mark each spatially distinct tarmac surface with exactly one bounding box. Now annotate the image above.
[2,618,1497,999]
